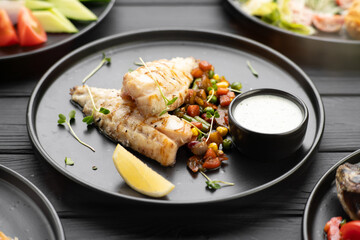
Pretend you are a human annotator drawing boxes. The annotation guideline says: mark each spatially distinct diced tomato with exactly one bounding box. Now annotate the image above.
[187,105,200,117]
[17,7,47,46]
[220,95,231,106]
[204,102,217,110]
[0,9,18,47]
[199,60,213,71]
[217,88,229,95]
[204,148,217,159]
[191,67,204,78]
[312,14,344,33]
[324,217,342,240]
[340,221,360,240]
[227,91,235,99]
[191,121,203,130]
[202,157,221,169]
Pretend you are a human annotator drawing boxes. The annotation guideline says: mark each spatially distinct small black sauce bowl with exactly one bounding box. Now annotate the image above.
[228,88,309,160]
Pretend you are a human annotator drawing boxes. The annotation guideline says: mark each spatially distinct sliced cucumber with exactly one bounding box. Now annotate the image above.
[32,8,78,33]
[47,0,97,21]
[25,0,53,10]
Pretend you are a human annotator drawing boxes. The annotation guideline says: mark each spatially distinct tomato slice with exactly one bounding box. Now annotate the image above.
[0,9,19,47]
[17,7,46,46]
[340,221,360,240]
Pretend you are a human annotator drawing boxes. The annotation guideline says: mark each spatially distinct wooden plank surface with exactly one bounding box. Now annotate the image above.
[1,0,359,239]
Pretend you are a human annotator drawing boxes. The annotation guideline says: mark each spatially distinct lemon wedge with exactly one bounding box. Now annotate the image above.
[112,144,175,198]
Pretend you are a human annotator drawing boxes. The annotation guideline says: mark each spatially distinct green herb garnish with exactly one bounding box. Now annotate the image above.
[139,57,178,116]
[82,53,111,84]
[58,110,95,152]
[65,157,74,166]
[83,85,110,125]
[247,60,258,78]
[200,171,234,190]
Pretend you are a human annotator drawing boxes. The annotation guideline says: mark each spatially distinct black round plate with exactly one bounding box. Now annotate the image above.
[27,29,325,204]
[0,165,64,240]
[0,0,114,61]
[302,149,360,239]
[224,0,360,69]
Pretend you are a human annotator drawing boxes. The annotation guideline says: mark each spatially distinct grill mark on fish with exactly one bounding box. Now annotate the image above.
[70,85,191,166]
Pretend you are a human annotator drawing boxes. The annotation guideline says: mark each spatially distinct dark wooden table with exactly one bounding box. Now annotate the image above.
[1,0,360,239]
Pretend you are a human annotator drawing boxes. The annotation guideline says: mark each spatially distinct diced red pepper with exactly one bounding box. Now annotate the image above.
[199,60,213,71]
[203,157,221,169]
[217,88,229,95]
[324,217,342,240]
[191,68,203,78]
[187,105,200,117]
[204,148,217,159]
[191,121,203,130]
[220,95,231,106]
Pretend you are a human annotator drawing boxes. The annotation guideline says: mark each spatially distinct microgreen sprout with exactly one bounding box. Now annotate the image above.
[228,88,242,94]
[133,61,144,66]
[57,110,95,152]
[182,119,207,136]
[205,110,220,142]
[82,53,111,84]
[247,60,258,78]
[82,85,110,125]
[65,157,74,166]
[139,57,178,116]
[207,87,216,103]
[200,171,234,190]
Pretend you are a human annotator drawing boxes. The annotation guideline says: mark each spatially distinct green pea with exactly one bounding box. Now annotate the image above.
[207,95,217,104]
[204,107,214,114]
[208,70,214,79]
[210,79,217,86]
[231,82,242,91]
[222,139,232,150]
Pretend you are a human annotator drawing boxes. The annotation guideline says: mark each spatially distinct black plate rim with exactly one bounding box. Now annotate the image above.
[226,0,360,45]
[27,28,325,205]
[0,164,65,240]
[302,149,360,239]
[0,0,115,62]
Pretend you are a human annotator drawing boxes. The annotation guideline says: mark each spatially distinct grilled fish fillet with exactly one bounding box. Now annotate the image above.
[122,57,198,117]
[70,85,192,166]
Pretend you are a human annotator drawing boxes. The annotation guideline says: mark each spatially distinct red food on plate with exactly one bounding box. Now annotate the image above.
[17,7,47,46]
[0,9,19,47]
[340,221,360,240]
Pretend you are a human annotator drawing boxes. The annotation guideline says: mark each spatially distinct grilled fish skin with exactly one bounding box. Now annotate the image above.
[70,85,192,166]
[122,57,198,117]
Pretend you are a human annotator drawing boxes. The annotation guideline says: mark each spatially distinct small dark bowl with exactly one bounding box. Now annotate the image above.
[228,88,309,160]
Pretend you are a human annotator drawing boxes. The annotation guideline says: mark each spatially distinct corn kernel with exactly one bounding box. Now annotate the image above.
[217,150,224,156]
[216,126,228,137]
[216,81,229,88]
[208,89,215,95]
[213,74,220,81]
[208,142,218,152]
[191,127,198,137]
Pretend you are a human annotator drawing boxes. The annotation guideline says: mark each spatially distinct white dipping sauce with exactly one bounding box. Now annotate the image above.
[233,94,303,134]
